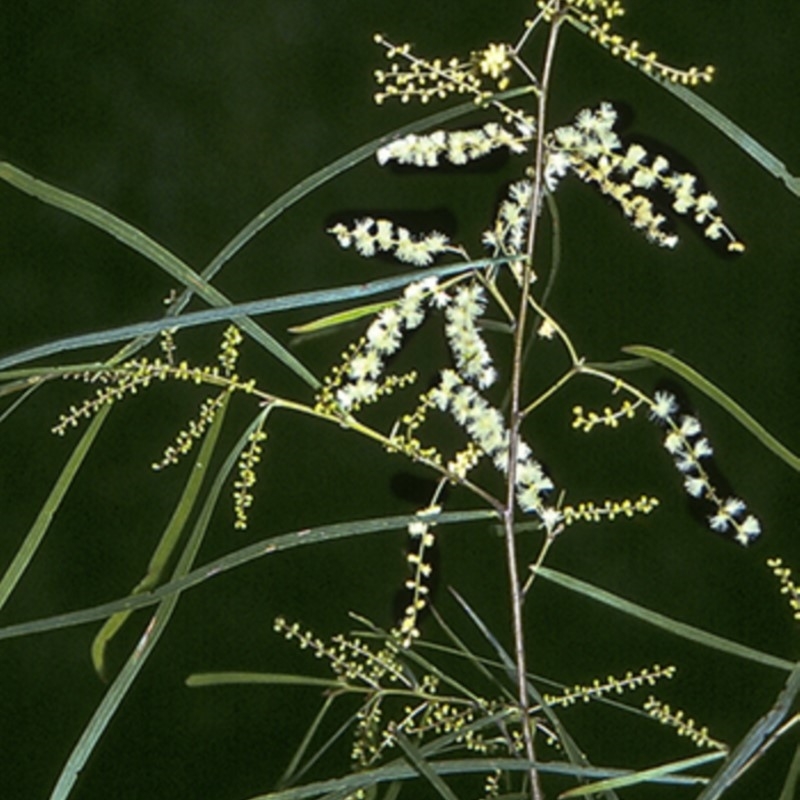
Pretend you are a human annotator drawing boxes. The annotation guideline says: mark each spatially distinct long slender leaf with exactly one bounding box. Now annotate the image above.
[49,393,231,800]
[187,672,343,690]
[288,301,393,335]
[90,393,242,678]
[0,162,318,387]
[696,664,800,800]
[0,509,496,641]
[651,78,800,198]
[394,730,460,800]
[246,755,705,800]
[0,258,507,373]
[0,404,111,611]
[559,751,724,797]
[536,566,794,671]
[622,344,800,471]
[277,694,341,790]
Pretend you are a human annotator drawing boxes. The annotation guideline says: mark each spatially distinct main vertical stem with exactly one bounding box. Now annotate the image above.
[504,9,563,800]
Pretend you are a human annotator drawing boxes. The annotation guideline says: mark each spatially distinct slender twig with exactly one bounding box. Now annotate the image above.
[504,7,564,799]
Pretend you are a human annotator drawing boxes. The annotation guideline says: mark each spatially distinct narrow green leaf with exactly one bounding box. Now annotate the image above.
[779,742,800,800]
[0,161,318,387]
[650,78,800,198]
[278,694,340,790]
[288,301,392,334]
[0,161,208,295]
[90,392,238,678]
[536,566,794,672]
[187,672,343,690]
[0,509,497,641]
[394,730,460,800]
[622,344,800,472]
[696,664,800,800]
[0,404,111,611]
[49,394,231,800]
[0,259,499,373]
[558,751,723,797]
[245,756,703,800]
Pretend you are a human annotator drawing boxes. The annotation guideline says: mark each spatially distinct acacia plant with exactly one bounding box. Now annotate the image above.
[0,2,798,800]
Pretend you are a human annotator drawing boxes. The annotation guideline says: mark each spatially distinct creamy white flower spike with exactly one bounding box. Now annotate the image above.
[649,391,761,545]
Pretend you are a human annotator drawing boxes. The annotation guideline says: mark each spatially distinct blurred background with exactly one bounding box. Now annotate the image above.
[0,2,797,799]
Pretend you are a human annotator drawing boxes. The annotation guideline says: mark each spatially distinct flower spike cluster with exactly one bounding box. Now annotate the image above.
[376,121,532,168]
[481,179,535,284]
[649,391,761,546]
[315,277,443,415]
[544,102,744,251]
[328,218,464,268]
[644,697,728,751]
[543,664,675,708]
[429,368,560,530]
[443,283,497,389]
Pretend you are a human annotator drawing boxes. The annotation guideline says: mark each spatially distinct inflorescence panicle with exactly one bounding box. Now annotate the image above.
[52,325,266,525]
[373,34,516,104]
[372,33,536,137]
[273,615,499,770]
[543,0,716,86]
[545,102,745,251]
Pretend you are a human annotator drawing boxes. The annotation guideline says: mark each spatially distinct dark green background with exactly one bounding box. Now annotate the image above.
[1,3,797,799]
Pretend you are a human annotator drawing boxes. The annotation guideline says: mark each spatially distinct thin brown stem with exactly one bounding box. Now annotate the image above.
[503,8,564,800]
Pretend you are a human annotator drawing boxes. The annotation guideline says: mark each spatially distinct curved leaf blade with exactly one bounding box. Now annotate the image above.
[536,566,794,672]
[0,404,111,611]
[0,509,497,642]
[0,162,318,387]
[623,344,800,472]
[49,393,231,800]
